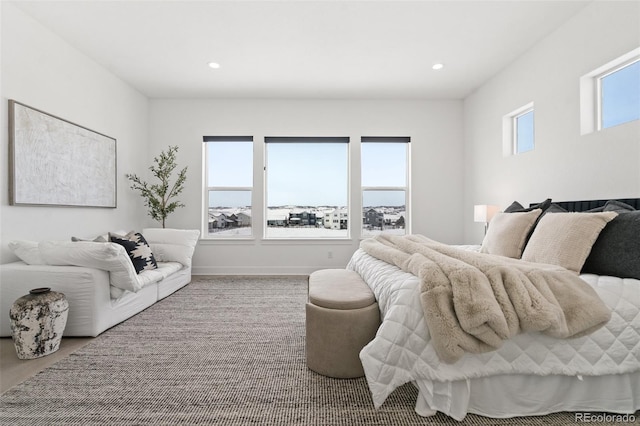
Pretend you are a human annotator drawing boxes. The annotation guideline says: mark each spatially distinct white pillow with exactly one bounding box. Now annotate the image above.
[480,209,542,258]
[39,241,141,292]
[522,211,618,273]
[8,240,46,265]
[142,228,200,267]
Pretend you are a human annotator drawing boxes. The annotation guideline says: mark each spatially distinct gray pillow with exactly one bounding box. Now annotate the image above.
[544,203,568,214]
[503,201,525,213]
[603,200,636,213]
[582,211,640,280]
[71,234,109,243]
[504,198,552,213]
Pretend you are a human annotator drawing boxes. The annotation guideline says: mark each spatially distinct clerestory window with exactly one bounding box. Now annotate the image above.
[503,103,534,156]
[580,47,640,134]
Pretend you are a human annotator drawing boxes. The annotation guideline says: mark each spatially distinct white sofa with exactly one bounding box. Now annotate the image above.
[0,228,200,337]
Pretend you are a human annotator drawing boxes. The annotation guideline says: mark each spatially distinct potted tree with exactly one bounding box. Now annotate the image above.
[126,145,187,228]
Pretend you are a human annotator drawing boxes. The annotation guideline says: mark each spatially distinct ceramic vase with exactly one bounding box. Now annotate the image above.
[10,287,69,360]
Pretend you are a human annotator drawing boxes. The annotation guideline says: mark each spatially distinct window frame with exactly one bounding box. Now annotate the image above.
[502,102,534,156]
[580,47,640,135]
[596,57,640,131]
[360,137,411,238]
[513,107,535,154]
[202,136,254,240]
[263,136,350,240]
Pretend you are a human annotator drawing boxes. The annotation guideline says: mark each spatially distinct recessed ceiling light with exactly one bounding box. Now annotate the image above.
[432,63,444,70]
[208,62,221,69]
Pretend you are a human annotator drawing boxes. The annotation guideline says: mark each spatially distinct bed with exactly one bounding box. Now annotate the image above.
[347,198,640,421]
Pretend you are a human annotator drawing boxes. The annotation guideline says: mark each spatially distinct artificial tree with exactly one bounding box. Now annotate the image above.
[126,146,187,228]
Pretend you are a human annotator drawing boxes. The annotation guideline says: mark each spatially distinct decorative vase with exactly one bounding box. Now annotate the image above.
[9,287,69,360]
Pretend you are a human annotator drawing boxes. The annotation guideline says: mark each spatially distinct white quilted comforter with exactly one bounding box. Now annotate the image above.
[347,248,640,414]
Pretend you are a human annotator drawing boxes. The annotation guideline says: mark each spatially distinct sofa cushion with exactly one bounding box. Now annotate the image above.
[155,261,184,279]
[39,241,141,292]
[8,240,46,265]
[142,228,200,267]
[137,269,165,288]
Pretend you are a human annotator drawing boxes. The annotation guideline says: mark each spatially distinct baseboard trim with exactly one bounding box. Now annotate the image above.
[192,265,333,275]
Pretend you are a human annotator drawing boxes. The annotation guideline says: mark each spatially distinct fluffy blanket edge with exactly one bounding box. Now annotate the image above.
[360,234,612,363]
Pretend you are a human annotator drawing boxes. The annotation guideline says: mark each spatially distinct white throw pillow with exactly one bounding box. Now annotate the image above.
[39,241,141,292]
[522,211,618,273]
[8,240,46,265]
[480,209,542,258]
[142,228,200,267]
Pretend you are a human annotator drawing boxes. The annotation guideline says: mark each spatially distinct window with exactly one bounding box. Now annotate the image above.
[599,59,640,129]
[361,137,410,237]
[265,137,349,238]
[203,136,253,238]
[514,108,535,154]
[580,47,640,134]
[502,103,534,156]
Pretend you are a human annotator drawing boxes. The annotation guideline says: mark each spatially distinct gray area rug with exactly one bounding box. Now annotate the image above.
[0,276,619,425]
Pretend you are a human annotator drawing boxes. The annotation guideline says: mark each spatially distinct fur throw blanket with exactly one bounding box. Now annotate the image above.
[360,234,612,363]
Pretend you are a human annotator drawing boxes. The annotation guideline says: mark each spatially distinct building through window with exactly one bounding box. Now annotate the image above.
[361,137,410,237]
[203,136,253,238]
[264,137,349,238]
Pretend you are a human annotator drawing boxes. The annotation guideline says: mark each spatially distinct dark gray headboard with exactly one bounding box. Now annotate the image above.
[530,198,640,212]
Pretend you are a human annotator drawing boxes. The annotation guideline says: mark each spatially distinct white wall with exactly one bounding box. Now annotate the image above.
[0,3,149,263]
[9,1,629,271]
[463,1,640,244]
[149,99,464,274]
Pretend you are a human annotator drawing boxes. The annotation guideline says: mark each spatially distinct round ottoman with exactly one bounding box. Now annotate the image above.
[306,269,380,379]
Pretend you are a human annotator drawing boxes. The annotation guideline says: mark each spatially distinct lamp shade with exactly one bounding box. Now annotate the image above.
[474,205,499,223]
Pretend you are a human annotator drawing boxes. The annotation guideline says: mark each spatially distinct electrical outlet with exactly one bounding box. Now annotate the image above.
[327,251,333,259]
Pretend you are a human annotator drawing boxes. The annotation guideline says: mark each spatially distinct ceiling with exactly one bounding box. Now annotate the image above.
[11,0,592,99]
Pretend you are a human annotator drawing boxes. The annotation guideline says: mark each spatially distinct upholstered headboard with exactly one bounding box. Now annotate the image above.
[530,198,640,211]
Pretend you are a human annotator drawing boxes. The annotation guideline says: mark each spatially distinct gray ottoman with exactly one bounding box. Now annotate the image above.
[306,269,380,379]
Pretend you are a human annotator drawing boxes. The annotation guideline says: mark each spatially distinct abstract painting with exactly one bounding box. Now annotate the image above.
[9,100,117,207]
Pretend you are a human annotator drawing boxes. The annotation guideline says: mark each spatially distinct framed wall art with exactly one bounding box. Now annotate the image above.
[9,100,117,208]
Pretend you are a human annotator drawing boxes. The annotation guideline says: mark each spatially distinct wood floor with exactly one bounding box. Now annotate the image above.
[0,337,92,394]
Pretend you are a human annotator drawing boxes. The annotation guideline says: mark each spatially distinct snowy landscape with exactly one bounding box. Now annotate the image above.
[207,205,405,238]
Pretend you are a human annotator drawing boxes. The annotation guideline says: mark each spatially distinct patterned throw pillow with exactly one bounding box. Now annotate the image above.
[109,231,158,274]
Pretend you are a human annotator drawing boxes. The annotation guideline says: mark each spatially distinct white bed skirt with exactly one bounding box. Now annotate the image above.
[414,372,640,420]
